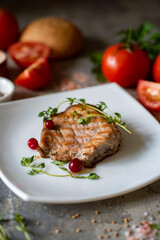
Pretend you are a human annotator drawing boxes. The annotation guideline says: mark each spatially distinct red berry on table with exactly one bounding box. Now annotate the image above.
[28,138,38,150]
[69,158,83,173]
[45,120,54,129]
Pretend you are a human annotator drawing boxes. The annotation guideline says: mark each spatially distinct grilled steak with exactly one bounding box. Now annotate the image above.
[37,104,122,167]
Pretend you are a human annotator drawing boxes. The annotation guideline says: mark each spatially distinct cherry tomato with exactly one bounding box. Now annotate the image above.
[152,54,160,84]
[45,120,54,129]
[69,158,83,173]
[8,41,51,68]
[0,8,19,50]
[101,44,151,87]
[14,58,51,90]
[137,79,160,111]
[28,138,38,150]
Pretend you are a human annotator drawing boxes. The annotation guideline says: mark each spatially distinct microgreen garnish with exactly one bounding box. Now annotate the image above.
[38,107,58,122]
[0,225,9,240]
[38,98,131,134]
[21,157,70,177]
[21,157,99,180]
[14,214,32,240]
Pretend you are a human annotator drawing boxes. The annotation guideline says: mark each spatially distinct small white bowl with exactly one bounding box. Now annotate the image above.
[0,77,15,103]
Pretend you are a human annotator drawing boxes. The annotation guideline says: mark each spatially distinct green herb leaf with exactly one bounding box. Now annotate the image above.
[72,110,77,119]
[0,224,9,240]
[38,111,45,117]
[50,108,58,115]
[21,156,34,166]
[157,211,160,215]
[77,118,86,125]
[97,101,108,111]
[0,216,5,222]
[150,224,160,230]
[67,98,76,105]
[114,113,121,119]
[88,173,99,179]
[89,52,106,83]
[86,116,92,124]
[79,99,86,104]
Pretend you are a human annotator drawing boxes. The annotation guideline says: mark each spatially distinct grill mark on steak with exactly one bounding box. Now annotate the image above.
[37,104,122,167]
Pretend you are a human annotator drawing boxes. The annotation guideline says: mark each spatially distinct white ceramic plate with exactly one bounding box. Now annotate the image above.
[0,83,160,203]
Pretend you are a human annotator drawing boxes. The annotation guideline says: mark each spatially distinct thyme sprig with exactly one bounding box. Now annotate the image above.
[0,225,8,240]
[38,98,131,134]
[21,157,99,180]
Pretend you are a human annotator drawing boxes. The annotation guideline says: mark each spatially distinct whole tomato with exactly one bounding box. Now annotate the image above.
[152,54,160,83]
[0,8,19,50]
[101,44,151,87]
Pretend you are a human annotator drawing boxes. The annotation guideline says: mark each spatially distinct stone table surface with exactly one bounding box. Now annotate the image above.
[0,0,160,239]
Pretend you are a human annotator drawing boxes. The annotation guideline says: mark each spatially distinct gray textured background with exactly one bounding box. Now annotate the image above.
[0,0,160,239]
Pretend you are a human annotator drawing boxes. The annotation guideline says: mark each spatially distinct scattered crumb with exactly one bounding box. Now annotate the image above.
[125,224,129,228]
[95,211,100,215]
[92,219,96,224]
[75,213,80,217]
[107,228,112,232]
[98,235,103,239]
[124,218,129,223]
[72,213,80,219]
[55,229,60,234]
[113,232,118,238]
[112,221,116,224]
[76,228,81,233]
[104,234,110,238]
[36,221,40,226]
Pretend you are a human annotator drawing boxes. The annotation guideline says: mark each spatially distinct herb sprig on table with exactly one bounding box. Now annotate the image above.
[14,214,32,240]
[21,156,99,180]
[150,211,160,238]
[38,97,131,134]
[0,225,8,240]
[0,214,32,240]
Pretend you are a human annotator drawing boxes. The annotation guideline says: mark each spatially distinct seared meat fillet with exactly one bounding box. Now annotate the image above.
[37,104,122,167]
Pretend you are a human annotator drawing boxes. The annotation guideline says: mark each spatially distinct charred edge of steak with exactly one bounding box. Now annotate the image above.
[76,126,122,168]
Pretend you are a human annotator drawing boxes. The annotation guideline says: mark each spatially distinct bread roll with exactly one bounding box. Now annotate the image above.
[20,17,84,59]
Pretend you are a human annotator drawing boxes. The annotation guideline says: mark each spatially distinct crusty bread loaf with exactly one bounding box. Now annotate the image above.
[20,17,84,59]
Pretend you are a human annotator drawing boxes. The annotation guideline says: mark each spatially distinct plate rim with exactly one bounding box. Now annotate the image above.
[0,83,160,203]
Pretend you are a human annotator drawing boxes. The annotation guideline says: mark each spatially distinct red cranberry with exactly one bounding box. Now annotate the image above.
[45,120,54,129]
[28,138,38,150]
[69,158,83,172]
